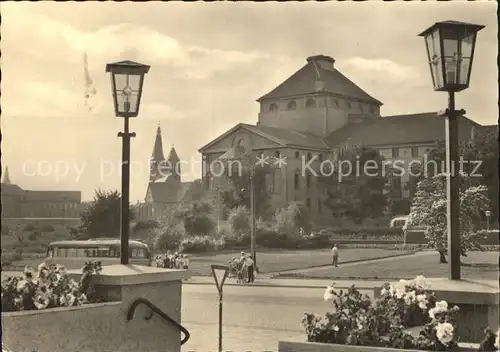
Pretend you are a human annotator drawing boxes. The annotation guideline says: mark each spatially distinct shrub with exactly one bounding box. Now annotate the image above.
[228,206,250,236]
[28,232,40,241]
[40,224,55,233]
[178,236,225,253]
[154,224,185,252]
[1,261,102,312]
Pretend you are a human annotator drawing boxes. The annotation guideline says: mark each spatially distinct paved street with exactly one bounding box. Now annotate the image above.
[181,282,374,351]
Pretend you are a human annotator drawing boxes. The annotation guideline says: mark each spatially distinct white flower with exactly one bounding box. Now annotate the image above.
[324,286,335,301]
[388,285,395,296]
[436,300,448,311]
[23,266,37,282]
[429,301,448,320]
[60,293,76,307]
[381,288,388,296]
[395,287,406,299]
[77,293,87,304]
[413,275,429,289]
[404,291,416,305]
[332,325,339,332]
[436,322,454,345]
[494,328,499,348]
[416,294,428,310]
[16,280,28,292]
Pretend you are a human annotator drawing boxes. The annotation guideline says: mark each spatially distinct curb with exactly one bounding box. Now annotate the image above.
[265,250,420,275]
[183,280,381,290]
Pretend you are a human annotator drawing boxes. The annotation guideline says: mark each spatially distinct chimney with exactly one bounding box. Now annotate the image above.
[307,55,335,71]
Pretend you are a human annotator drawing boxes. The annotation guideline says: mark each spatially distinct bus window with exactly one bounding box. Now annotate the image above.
[66,248,77,257]
[55,248,67,257]
[131,248,148,258]
[47,248,54,257]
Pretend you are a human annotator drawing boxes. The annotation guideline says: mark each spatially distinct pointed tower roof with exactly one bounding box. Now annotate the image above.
[166,145,180,165]
[2,166,12,184]
[151,123,165,162]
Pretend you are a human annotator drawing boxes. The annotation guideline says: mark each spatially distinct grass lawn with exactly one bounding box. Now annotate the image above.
[276,251,499,280]
[187,248,414,276]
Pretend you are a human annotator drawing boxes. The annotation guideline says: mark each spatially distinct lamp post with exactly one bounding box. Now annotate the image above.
[419,21,484,280]
[106,60,150,265]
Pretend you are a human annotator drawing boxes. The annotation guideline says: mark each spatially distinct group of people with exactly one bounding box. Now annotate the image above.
[155,251,190,269]
[228,251,255,283]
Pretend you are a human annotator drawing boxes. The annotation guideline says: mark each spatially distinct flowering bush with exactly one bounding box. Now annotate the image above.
[1,261,102,312]
[303,275,497,351]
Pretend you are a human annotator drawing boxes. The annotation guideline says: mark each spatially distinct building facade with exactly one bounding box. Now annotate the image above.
[1,166,82,220]
[198,54,483,222]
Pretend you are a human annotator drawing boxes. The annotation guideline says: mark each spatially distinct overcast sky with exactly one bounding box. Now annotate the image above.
[1,1,497,202]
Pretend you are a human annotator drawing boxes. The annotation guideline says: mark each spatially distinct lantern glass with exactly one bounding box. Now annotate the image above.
[424,28,444,90]
[441,26,475,87]
[112,72,142,116]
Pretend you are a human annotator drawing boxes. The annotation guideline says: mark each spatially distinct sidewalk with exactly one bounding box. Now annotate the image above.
[184,275,386,289]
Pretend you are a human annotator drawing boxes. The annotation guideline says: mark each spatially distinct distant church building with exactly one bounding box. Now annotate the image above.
[134,125,194,221]
[199,54,490,222]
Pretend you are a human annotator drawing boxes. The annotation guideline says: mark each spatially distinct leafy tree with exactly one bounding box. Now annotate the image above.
[79,189,136,238]
[177,200,216,237]
[218,151,272,220]
[228,205,250,237]
[321,145,388,223]
[132,220,159,244]
[153,207,185,251]
[425,126,498,224]
[406,174,490,261]
[181,179,205,204]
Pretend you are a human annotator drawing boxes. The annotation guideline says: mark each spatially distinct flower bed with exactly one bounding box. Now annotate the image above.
[1,261,102,312]
[302,276,499,351]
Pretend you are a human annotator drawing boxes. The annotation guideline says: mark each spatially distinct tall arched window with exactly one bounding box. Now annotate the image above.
[269,103,278,112]
[294,170,300,189]
[306,98,316,108]
[306,173,311,188]
[265,173,273,193]
[295,151,300,159]
[307,152,312,161]
[287,100,297,110]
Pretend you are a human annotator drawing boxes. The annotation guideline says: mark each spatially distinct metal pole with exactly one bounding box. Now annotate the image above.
[250,167,256,268]
[445,91,461,280]
[119,116,132,265]
[218,290,223,352]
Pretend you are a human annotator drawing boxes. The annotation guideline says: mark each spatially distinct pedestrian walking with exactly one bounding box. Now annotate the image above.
[163,253,171,269]
[245,254,255,283]
[331,244,339,267]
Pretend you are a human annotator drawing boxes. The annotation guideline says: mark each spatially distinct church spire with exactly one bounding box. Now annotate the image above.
[149,124,166,182]
[2,166,11,184]
[166,145,181,182]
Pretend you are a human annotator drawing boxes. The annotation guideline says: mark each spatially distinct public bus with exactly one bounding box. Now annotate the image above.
[44,239,152,269]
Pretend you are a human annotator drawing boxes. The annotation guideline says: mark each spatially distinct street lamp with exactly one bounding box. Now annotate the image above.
[419,21,484,280]
[106,60,150,265]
